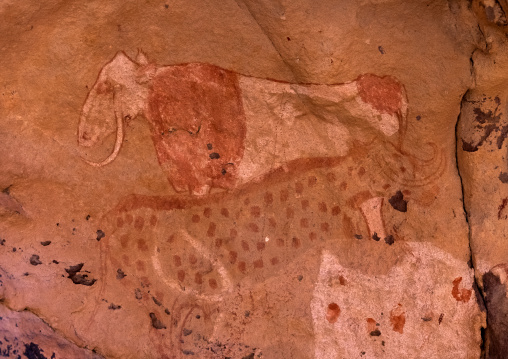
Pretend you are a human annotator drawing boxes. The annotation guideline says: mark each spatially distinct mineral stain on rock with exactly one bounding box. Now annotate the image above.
[29,255,42,266]
[483,264,508,358]
[149,312,166,329]
[96,229,105,241]
[23,342,52,359]
[65,263,96,286]
[388,191,407,212]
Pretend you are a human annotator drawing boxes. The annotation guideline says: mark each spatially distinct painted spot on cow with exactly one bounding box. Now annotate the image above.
[326,303,340,323]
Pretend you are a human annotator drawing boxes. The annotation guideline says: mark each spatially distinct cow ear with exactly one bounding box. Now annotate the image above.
[136,49,149,66]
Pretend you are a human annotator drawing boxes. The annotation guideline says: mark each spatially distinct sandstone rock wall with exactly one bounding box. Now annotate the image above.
[0,0,506,358]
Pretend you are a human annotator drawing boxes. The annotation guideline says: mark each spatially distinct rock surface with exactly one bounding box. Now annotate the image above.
[2,0,507,358]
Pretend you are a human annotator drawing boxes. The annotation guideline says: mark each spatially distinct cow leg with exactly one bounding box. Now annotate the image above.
[359,197,387,241]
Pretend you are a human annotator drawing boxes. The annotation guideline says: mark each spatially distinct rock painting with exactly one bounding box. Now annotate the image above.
[77,51,447,357]
[311,244,480,359]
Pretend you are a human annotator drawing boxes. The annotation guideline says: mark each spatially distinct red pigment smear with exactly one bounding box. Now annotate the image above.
[147,63,246,193]
[390,304,406,334]
[253,259,263,268]
[357,73,403,115]
[452,277,472,302]
[264,192,273,205]
[366,318,377,333]
[326,303,341,323]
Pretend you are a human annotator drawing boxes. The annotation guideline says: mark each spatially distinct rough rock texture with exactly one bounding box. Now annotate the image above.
[2,0,507,358]
[0,304,103,358]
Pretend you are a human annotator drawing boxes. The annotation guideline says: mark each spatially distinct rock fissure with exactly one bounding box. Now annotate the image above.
[456,86,487,359]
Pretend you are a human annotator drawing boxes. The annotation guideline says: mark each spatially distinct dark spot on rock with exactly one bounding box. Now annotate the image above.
[183,328,193,336]
[500,172,508,183]
[52,260,59,264]
[462,139,479,152]
[416,115,421,121]
[354,234,363,240]
[182,350,195,356]
[165,308,170,315]
[116,269,126,279]
[0,239,5,245]
[207,143,213,150]
[498,198,508,219]
[287,36,291,41]
[483,266,508,357]
[40,241,51,246]
[164,4,169,8]
[384,235,395,245]
[24,272,29,276]
[221,169,227,175]
[56,223,59,226]
[242,354,255,359]
[150,313,166,329]
[152,296,162,306]
[381,341,385,346]
[370,329,381,336]
[209,152,220,159]
[108,303,121,310]
[422,316,432,321]
[24,342,46,359]
[297,275,303,281]
[196,314,201,319]
[96,229,105,241]
[65,263,96,286]
[389,191,407,212]
[30,255,42,266]
[244,311,250,318]
[86,215,90,220]
[372,233,380,241]
[378,46,385,54]
[135,288,142,300]
[438,313,444,324]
